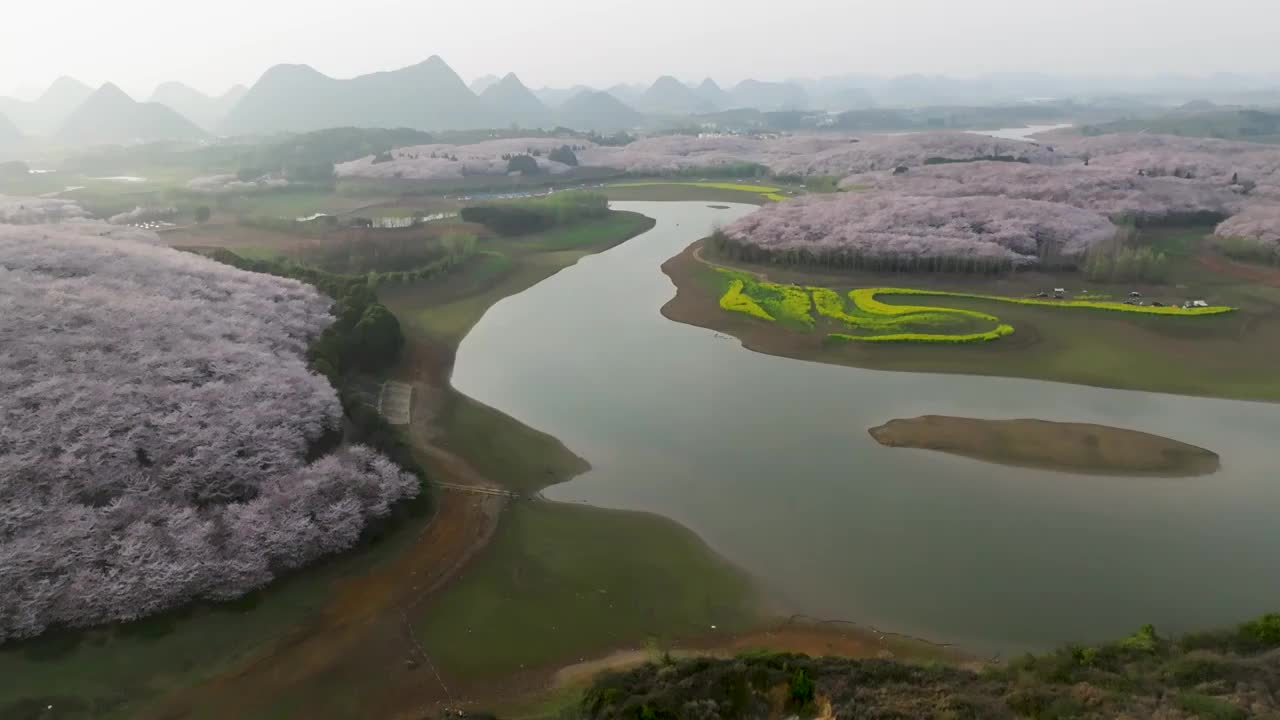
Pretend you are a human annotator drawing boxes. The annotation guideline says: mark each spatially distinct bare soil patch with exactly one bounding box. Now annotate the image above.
[869,415,1220,477]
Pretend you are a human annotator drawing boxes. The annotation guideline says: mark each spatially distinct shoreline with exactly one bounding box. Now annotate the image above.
[661,238,1280,403]
[133,205,942,719]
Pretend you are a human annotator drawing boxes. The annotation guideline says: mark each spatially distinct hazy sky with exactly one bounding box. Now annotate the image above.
[3,0,1278,98]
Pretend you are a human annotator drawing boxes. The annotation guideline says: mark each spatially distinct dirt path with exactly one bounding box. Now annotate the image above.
[140,440,503,719]
[1197,251,1280,287]
[692,241,769,281]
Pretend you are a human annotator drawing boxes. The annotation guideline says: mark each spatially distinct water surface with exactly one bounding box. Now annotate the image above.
[453,202,1280,654]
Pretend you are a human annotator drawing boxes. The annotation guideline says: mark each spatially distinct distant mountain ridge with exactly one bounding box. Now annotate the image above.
[220,56,485,134]
[638,76,714,114]
[559,90,643,130]
[0,76,94,136]
[0,112,23,149]
[730,79,809,110]
[480,73,551,128]
[149,82,246,131]
[56,83,206,145]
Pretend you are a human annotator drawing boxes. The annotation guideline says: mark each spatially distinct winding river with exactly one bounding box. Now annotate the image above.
[453,202,1280,655]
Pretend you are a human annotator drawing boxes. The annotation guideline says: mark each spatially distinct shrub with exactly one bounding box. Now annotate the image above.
[1238,613,1280,648]
[830,324,1014,344]
[718,279,774,321]
[1176,693,1247,720]
[460,191,609,236]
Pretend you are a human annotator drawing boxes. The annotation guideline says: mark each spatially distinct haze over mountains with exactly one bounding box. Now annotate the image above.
[55,84,206,146]
[149,82,247,131]
[0,77,94,136]
[4,54,1280,150]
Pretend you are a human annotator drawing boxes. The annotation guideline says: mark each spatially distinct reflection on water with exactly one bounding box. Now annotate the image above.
[452,201,1280,655]
[969,123,1072,141]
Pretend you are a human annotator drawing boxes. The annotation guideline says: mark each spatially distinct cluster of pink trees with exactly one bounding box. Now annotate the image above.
[839,161,1241,222]
[1052,133,1280,200]
[1217,205,1280,246]
[108,205,178,225]
[0,223,418,642]
[767,132,1061,177]
[186,174,291,194]
[1214,205,1280,264]
[336,138,588,180]
[575,134,857,174]
[0,195,90,224]
[332,132,1066,181]
[718,193,1117,272]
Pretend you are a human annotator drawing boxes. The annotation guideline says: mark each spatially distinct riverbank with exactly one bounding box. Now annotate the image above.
[661,237,1280,402]
[0,210,669,719]
[869,415,1221,477]
[76,204,917,720]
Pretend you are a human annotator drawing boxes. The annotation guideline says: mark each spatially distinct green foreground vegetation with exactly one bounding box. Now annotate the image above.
[416,502,759,680]
[0,203,757,720]
[667,226,1280,401]
[580,615,1280,720]
[714,268,1231,345]
[611,182,789,202]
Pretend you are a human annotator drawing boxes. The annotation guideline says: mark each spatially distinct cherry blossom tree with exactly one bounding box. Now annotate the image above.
[717,193,1117,272]
[0,195,90,224]
[0,222,418,643]
[839,161,1239,223]
[336,138,592,180]
[186,175,291,193]
[1214,204,1280,264]
[1053,133,1280,200]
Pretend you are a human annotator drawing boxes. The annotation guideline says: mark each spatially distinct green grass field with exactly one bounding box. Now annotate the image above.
[0,508,434,720]
[376,207,763,691]
[602,182,788,205]
[415,502,760,680]
[669,240,1280,402]
[382,212,654,346]
[0,207,667,719]
[228,190,386,218]
[610,182,789,202]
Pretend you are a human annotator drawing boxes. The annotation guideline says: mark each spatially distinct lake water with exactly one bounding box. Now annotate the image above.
[452,202,1280,655]
[970,123,1072,141]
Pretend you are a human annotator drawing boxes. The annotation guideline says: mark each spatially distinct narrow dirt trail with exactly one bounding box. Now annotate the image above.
[140,444,504,719]
[141,337,510,719]
[1197,252,1280,287]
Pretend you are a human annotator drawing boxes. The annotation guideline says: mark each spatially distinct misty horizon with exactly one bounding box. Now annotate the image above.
[6,0,1280,99]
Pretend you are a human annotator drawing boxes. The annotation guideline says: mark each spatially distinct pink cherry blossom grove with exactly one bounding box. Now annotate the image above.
[838,162,1241,222]
[764,132,1062,177]
[1051,133,1280,201]
[331,132,1065,181]
[1213,204,1280,264]
[1216,205,1280,247]
[0,223,418,642]
[0,195,90,224]
[716,193,1118,271]
[335,138,590,180]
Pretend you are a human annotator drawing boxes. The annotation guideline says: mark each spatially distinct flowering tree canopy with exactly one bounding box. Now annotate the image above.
[839,161,1240,222]
[0,223,418,642]
[1053,133,1280,200]
[1216,205,1280,247]
[335,138,592,180]
[720,193,1116,269]
[0,195,91,224]
[766,132,1061,177]
[332,132,1063,180]
[108,205,178,225]
[186,174,291,194]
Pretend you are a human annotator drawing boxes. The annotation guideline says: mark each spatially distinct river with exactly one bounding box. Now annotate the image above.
[452,201,1280,655]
